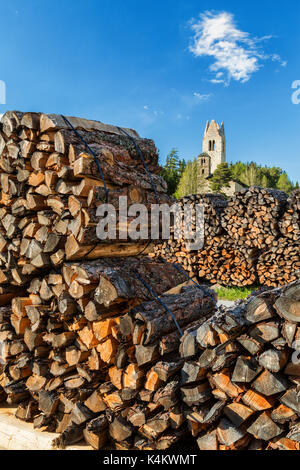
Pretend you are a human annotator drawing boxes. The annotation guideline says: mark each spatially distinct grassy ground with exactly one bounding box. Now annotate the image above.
[215,285,258,301]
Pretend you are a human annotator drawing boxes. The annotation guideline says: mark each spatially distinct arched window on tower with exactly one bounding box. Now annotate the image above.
[213,140,215,150]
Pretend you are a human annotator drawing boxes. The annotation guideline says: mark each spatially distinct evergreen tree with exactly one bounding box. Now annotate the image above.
[160,149,184,196]
[162,153,298,197]
[230,161,245,182]
[260,174,270,188]
[174,158,198,198]
[229,161,297,193]
[209,163,232,193]
[243,162,259,186]
[267,167,282,187]
[178,159,186,178]
[276,172,294,193]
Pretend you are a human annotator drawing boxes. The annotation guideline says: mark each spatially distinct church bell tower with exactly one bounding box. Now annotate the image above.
[202,120,226,174]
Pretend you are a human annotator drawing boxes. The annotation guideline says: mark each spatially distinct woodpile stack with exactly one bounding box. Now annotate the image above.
[0,109,299,451]
[152,193,227,276]
[0,110,171,285]
[180,279,300,450]
[0,110,221,450]
[221,187,288,250]
[257,190,300,287]
[0,259,216,450]
[153,187,299,287]
[197,236,258,287]
[257,239,300,287]
[2,274,300,451]
[279,189,300,242]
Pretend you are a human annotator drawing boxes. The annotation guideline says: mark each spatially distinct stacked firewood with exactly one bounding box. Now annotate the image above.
[180,193,227,239]
[197,236,258,287]
[0,110,171,288]
[153,187,299,287]
[202,187,290,286]
[221,187,288,249]
[151,193,227,276]
[279,190,300,242]
[0,258,217,450]
[257,239,300,287]
[180,280,300,450]
[0,109,299,451]
[256,190,300,287]
[0,110,213,449]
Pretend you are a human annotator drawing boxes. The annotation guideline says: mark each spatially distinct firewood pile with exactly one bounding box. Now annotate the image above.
[257,239,300,287]
[257,190,300,286]
[152,193,227,276]
[180,279,300,450]
[0,259,216,450]
[197,235,258,287]
[0,110,220,450]
[0,110,299,451]
[0,110,171,282]
[153,187,300,287]
[221,187,288,249]
[279,189,300,242]
[229,187,299,287]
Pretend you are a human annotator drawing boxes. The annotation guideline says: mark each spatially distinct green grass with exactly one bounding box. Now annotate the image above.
[215,286,258,301]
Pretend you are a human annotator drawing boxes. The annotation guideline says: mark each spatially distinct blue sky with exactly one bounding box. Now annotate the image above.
[0,0,299,182]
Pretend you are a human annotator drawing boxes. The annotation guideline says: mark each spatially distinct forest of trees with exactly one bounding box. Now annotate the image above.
[229,161,298,193]
[161,149,299,198]
[160,149,186,196]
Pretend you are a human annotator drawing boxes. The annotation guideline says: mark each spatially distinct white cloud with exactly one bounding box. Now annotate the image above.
[193,92,211,101]
[189,11,286,85]
[210,79,225,84]
[171,88,213,107]
[140,105,164,124]
[271,54,287,67]
[175,113,190,121]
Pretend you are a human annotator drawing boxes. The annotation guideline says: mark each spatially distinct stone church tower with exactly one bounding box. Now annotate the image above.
[197,120,243,196]
[199,120,226,176]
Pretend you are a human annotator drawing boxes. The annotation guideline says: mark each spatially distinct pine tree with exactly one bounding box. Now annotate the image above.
[178,159,186,178]
[243,162,259,186]
[174,158,198,198]
[229,161,296,193]
[277,173,293,193]
[209,163,232,193]
[260,174,270,188]
[160,149,184,196]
